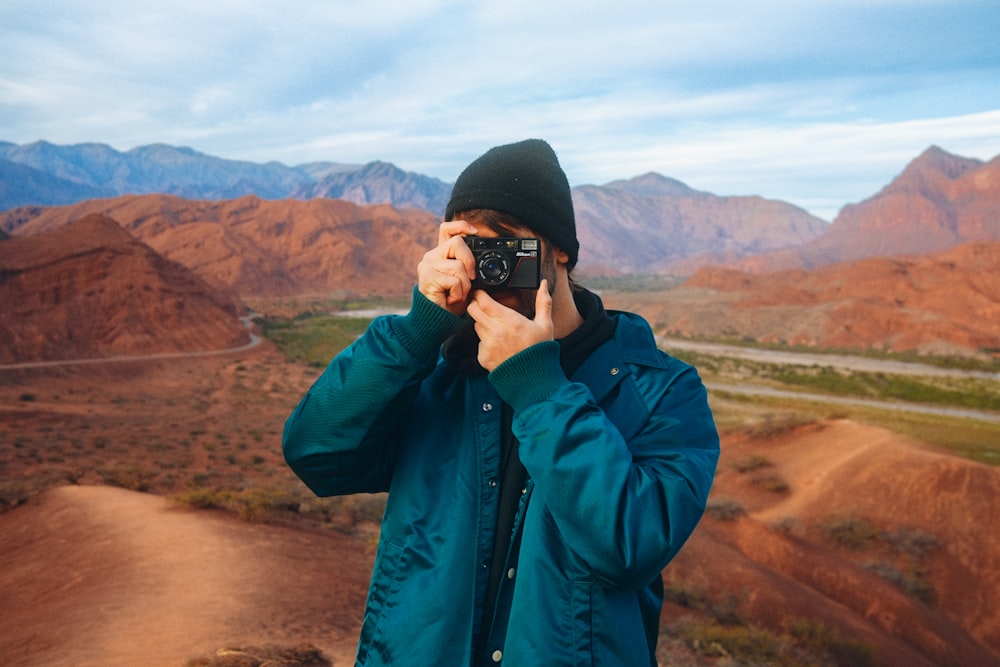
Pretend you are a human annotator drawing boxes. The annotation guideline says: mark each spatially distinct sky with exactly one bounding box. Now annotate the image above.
[1,1,998,221]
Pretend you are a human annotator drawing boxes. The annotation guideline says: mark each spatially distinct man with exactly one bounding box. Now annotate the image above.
[283,139,719,666]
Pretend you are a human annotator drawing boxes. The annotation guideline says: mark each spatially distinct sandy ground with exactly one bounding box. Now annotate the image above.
[3,419,999,666]
[1,339,997,666]
[0,485,372,667]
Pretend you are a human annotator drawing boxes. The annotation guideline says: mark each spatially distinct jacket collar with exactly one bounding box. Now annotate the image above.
[570,310,669,442]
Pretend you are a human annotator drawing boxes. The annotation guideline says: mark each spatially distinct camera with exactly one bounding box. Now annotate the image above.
[465,236,541,290]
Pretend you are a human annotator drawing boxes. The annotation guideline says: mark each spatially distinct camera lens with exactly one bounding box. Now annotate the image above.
[477,251,509,286]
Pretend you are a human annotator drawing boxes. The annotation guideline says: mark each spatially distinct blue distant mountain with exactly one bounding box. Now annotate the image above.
[1,140,839,276]
[0,156,115,210]
[0,140,453,214]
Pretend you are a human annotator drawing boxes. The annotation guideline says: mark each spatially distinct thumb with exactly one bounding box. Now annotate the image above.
[534,279,553,326]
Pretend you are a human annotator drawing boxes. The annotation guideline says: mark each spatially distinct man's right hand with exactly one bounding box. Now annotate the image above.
[417,220,479,316]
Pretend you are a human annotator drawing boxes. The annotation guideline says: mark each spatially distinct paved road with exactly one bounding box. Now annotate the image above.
[658,339,999,424]
[707,382,1000,424]
[0,318,262,370]
[659,339,999,381]
[3,320,996,423]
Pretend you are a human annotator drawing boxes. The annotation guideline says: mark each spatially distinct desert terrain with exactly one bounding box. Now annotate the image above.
[1,316,998,666]
[607,242,1000,360]
[0,342,368,666]
[2,144,999,665]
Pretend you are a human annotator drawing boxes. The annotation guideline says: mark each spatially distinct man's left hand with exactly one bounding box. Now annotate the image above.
[467,280,553,372]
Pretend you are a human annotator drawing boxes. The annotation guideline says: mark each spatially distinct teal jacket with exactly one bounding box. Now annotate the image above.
[283,289,719,666]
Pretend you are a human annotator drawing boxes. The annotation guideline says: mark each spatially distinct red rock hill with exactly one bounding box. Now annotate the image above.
[734,147,1000,273]
[0,214,248,364]
[2,195,439,297]
[671,242,1000,355]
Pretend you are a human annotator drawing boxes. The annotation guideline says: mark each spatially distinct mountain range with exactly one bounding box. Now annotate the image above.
[732,146,1000,272]
[2,144,998,665]
[573,174,827,273]
[0,141,449,213]
[4,141,998,277]
[1,141,998,360]
[0,195,438,298]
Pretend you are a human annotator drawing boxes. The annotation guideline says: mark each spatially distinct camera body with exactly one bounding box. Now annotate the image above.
[465,236,541,290]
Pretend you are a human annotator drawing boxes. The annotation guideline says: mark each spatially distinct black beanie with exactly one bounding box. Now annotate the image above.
[445,138,579,268]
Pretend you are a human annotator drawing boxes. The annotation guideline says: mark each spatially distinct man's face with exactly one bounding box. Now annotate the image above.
[465,222,557,319]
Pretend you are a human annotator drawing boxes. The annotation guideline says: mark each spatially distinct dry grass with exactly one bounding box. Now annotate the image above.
[658,578,876,666]
[184,643,331,667]
[0,347,316,516]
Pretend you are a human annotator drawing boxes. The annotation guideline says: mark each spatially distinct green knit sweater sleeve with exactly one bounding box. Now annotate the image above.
[487,340,565,409]
[283,286,464,495]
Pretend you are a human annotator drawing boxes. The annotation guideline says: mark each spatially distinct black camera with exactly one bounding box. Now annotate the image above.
[465,236,541,290]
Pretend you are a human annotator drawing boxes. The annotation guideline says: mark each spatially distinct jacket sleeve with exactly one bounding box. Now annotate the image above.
[489,339,720,590]
[282,287,465,497]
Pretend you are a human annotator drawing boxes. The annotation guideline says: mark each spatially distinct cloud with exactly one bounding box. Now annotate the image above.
[0,0,997,219]
[591,109,1000,220]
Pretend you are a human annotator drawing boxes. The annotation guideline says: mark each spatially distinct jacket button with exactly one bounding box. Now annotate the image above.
[610,367,620,375]
[507,567,516,580]
[488,478,498,488]
[482,402,493,412]
[491,649,503,662]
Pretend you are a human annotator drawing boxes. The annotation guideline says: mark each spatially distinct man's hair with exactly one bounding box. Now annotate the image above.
[455,208,524,237]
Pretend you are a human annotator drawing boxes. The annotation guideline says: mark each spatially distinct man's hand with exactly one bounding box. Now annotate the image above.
[417,220,479,316]
[467,280,554,372]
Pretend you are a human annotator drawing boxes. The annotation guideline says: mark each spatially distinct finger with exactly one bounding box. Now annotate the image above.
[439,272,469,302]
[437,219,479,246]
[445,235,477,280]
[419,255,469,291]
[534,279,552,324]
[470,289,507,319]
[467,293,508,333]
[417,255,472,312]
[466,292,489,321]
[466,297,488,329]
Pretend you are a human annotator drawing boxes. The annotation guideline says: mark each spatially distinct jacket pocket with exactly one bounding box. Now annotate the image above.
[357,540,406,665]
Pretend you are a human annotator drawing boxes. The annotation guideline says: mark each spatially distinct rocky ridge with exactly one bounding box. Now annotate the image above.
[0,214,248,364]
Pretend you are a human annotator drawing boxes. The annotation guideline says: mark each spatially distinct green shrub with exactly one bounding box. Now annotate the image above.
[864,561,936,603]
[752,473,790,493]
[173,488,229,511]
[882,527,940,561]
[731,453,770,473]
[665,616,876,667]
[102,464,157,492]
[819,515,879,550]
[172,486,303,523]
[746,413,817,439]
[789,619,875,666]
[343,493,388,524]
[662,578,706,609]
[0,481,30,512]
[771,516,798,533]
[672,619,787,663]
[184,643,331,667]
[706,498,745,521]
[259,314,372,366]
[230,486,302,522]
